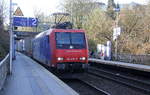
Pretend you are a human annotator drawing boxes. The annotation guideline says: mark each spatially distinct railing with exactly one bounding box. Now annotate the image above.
[114,54,150,65]
[0,54,10,91]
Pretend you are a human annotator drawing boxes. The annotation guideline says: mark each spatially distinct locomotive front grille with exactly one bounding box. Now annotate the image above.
[57,62,88,70]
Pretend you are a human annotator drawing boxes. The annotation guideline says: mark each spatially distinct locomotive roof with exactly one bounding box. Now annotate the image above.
[35,29,85,39]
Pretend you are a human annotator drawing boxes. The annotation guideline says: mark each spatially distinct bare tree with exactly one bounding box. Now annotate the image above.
[62,0,150,54]
[0,0,9,58]
[83,9,114,50]
[119,5,150,54]
[33,8,52,32]
[62,0,97,29]
[107,0,116,20]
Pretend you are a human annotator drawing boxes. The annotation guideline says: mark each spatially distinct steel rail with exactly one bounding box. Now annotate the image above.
[78,79,111,95]
[90,67,150,85]
[88,67,150,94]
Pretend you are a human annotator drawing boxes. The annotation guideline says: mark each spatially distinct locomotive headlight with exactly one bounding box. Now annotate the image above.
[80,57,86,60]
[57,57,64,61]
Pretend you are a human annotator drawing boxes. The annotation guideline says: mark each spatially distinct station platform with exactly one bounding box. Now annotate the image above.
[89,58,150,72]
[0,52,78,95]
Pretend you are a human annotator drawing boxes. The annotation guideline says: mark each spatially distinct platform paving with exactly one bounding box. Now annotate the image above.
[0,52,78,95]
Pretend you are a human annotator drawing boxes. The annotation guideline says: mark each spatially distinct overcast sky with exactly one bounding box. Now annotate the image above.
[11,0,148,17]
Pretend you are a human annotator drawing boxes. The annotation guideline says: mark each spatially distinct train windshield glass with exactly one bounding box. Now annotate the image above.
[56,32,86,49]
[56,32,70,44]
[71,33,85,47]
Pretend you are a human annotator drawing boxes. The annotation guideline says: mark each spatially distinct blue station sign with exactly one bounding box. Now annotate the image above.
[13,17,38,27]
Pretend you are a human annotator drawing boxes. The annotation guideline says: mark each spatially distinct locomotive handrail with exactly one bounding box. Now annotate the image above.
[0,54,9,91]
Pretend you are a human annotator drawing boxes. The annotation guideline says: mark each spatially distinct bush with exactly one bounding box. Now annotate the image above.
[0,29,9,59]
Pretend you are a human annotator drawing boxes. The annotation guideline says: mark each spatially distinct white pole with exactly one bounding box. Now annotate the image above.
[9,0,13,74]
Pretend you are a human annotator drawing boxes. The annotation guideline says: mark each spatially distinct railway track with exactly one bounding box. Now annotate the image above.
[79,79,111,95]
[61,78,111,95]
[88,66,150,94]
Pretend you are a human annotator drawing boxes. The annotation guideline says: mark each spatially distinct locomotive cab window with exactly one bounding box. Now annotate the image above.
[56,32,70,44]
[55,32,86,49]
[71,32,86,49]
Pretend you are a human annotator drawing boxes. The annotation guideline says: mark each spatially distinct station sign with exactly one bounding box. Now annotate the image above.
[13,17,38,27]
[113,27,121,41]
[13,26,35,32]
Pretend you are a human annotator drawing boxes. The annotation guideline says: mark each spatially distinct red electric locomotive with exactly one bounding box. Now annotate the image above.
[32,29,89,70]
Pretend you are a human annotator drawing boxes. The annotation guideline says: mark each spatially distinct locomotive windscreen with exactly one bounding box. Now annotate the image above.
[55,32,86,49]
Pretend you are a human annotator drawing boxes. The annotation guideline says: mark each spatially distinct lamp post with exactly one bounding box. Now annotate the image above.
[9,0,17,73]
[9,0,13,74]
[115,11,119,60]
[114,3,120,60]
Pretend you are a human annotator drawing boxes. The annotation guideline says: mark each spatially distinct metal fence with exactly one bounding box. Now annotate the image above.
[115,54,150,65]
[0,54,9,91]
